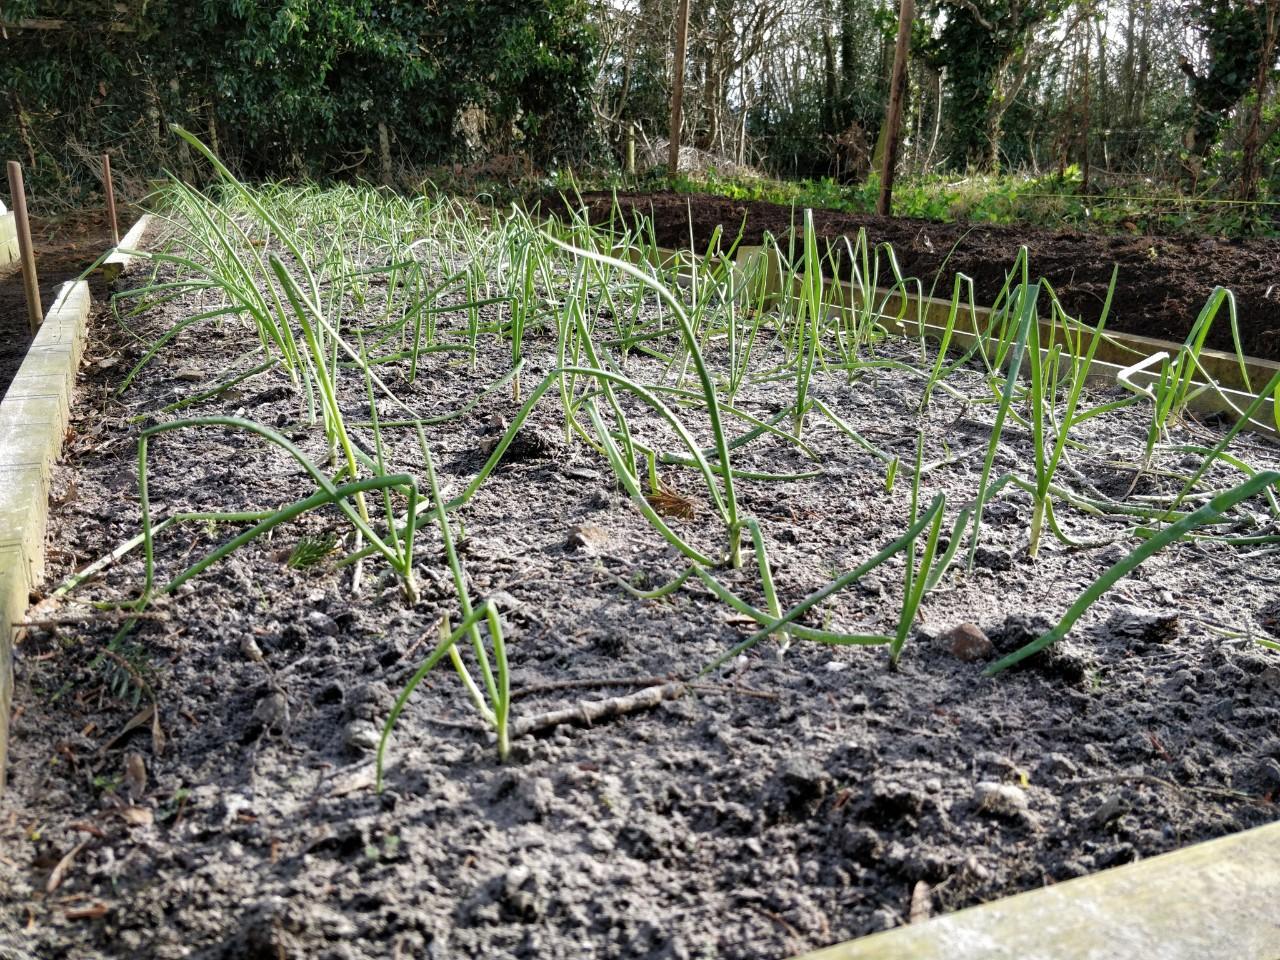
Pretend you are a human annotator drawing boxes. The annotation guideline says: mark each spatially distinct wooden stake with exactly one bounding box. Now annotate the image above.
[625,123,636,176]
[102,153,119,245]
[668,0,691,179]
[377,121,393,186]
[877,0,914,217]
[6,160,42,334]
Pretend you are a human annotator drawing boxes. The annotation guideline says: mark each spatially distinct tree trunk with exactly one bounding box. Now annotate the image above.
[1081,19,1092,194]
[877,0,915,216]
[1239,0,1279,203]
[822,28,838,135]
[668,0,691,178]
[839,0,857,128]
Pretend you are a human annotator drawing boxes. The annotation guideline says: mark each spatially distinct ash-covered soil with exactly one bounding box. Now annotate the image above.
[2,251,1279,960]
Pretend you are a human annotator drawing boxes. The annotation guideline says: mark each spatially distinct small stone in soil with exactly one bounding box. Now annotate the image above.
[343,681,394,721]
[305,611,339,636]
[1087,794,1128,829]
[1253,757,1280,789]
[1039,752,1079,781]
[343,719,382,754]
[940,622,993,662]
[972,781,1034,824]
[252,690,289,731]
[566,524,610,553]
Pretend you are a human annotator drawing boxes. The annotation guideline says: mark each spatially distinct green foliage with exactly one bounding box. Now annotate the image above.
[1182,0,1279,158]
[658,167,1279,238]
[287,533,338,569]
[1,0,597,196]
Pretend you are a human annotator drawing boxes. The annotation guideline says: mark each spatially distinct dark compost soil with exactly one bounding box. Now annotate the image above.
[2,235,1280,960]
[543,191,1280,364]
[0,208,134,398]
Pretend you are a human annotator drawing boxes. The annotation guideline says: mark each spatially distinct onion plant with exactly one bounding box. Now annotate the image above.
[136,417,419,603]
[987,469,1280,675]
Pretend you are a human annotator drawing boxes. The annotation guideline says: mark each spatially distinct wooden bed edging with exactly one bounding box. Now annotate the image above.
[101,213,153,282]
[793,818,1280,960]
[0,280,92,790]
[0,208,17,268]
[623,242,1278,441]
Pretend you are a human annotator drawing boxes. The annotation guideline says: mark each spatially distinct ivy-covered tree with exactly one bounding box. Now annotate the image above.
[921,0,1068,171]
[1178,0,1280,189]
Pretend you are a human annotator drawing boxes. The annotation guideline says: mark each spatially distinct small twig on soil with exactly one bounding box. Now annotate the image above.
[746,904,804,940]
[25,609,171,628]
[689,682,779,701]
[511,682,686,738]
[510,674,679,699]
[46,840,88,894]
[510,675,780,702]
[1064,773,1259,803]
[424,717,486,732]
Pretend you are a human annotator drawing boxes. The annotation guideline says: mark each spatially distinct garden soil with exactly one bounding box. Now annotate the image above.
[2,243,1280,960]
[0,208,134,398]
[543,191,1280,363]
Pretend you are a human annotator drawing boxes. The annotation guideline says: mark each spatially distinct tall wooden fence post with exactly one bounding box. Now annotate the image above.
[877,0,915,217]
[377,122,393,187]
[6,161,42,334]
[102,153,119,246]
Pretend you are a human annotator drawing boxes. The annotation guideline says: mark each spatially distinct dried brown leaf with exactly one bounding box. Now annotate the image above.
[46,840,87,894]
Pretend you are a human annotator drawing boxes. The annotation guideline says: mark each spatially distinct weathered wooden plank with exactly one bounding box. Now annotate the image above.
[0,280,91,791]
[795,819,1280,960]
[100,213,152,282]
[729,244,1279,440]
[0,211,17,268]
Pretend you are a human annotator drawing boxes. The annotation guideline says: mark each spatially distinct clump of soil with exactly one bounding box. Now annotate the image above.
[1,239,1279,960]
[542,191,1280,363]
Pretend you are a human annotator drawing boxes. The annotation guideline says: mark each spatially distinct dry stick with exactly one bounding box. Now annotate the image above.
[511,674,679,699]
[26,609,171,627]
[511,682,686,739]
[1063,773,1258,804]
[7,160,42,333]
[511,675,779,702]
[377,122,393,187]
[102,153,119,246]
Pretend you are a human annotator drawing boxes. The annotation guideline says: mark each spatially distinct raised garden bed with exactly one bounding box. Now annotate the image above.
[2,162,1279,959]
[545,191,1280,363]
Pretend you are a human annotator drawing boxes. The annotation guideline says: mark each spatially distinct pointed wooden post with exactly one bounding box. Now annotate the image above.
[668,0,691,179]
[102,153,119,246]
[877,0,915,216]
[6,161,42,334]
